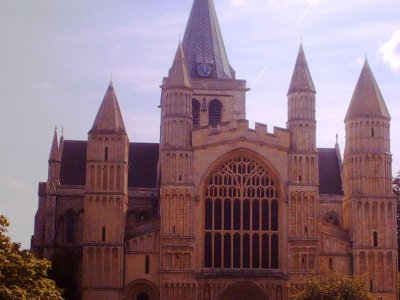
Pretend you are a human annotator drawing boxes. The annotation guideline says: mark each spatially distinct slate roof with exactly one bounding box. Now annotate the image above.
[59,140,159,188]
[59,141,342,194]
[182,0,235,79]
[345,59,390,121]
[318,148,343,194]
[288,44,316,94]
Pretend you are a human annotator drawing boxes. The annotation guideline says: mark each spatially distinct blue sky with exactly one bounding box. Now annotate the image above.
[1,0,399,248]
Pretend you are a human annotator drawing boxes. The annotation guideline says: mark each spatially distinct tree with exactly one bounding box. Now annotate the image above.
[0,215,64,300]
[291,272,371,300]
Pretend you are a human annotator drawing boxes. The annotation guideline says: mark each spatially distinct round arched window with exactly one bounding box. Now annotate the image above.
[204,156,280,270]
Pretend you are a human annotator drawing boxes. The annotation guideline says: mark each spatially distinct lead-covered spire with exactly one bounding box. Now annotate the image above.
[182,0,235,79]
[288,44,316,94]
[345,59,390,121]
[90,81,126,134]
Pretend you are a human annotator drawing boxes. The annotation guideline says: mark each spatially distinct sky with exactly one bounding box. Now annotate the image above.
[0,0,399,249]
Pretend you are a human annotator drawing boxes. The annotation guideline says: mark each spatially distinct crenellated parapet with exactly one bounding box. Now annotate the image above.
[193,119,290,150]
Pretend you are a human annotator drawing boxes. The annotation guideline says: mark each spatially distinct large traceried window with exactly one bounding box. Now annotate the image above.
[208,99,222,127]
[204,156,280,270]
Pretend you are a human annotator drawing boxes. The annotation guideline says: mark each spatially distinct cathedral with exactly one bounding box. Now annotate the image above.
[31,0,398,299]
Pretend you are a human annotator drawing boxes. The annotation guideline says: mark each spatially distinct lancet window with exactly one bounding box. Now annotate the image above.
[208,99,222,127]
[204,156,280,270]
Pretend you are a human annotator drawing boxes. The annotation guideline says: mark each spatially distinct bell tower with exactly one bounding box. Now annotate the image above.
[81,82,129,300]
[343,60,397,298]
[287,44,319,278]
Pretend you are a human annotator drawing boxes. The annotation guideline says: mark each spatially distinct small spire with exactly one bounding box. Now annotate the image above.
[336,133,338,144]
[49,127,59,162]
[345,59,390,121]
[288,44,316,95]
[165,42,192,88]
[90,81,127,134]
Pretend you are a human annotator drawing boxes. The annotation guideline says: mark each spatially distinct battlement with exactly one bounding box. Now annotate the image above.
[193,119,290,150]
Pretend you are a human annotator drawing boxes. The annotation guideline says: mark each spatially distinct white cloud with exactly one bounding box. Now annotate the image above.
[379,30,400,71]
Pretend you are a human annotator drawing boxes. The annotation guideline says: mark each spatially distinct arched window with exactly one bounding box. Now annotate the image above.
[204,156,279,270]
[192,99,200,128]
[208,99,222,127]
[323,211,341,227]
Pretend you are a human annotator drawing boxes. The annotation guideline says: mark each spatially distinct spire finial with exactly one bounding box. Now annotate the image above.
[336,133,338,144]
[61,126,64,137]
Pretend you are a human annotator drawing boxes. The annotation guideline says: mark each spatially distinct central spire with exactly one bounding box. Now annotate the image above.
[182,0,235,79]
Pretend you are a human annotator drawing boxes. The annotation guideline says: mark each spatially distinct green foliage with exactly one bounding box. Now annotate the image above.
[393,171,400,197]
[292,272,371,300]
[0,215,64,300]
[49,249,81,300]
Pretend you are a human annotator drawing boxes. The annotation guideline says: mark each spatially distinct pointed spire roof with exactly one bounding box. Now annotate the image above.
[182,0,235,79]
[345,59,390,121]
[49,127,60,162]
[288,44,316,94]
[90,81,127,134]
[166,43,192,88]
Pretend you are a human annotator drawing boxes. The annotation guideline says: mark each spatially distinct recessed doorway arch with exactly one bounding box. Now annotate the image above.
[218,281,268,300]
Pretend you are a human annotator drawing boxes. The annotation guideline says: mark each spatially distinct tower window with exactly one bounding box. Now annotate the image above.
[371,128,374,137]
[145,255,150,273]
[328,257,333,270]
[192,99,200,128]
[373,231,378,247]
[105,147,108,160]
[208,99,222,127]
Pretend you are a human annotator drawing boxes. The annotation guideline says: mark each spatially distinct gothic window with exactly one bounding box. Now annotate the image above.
[208,99,222,127]
[192,98,200,128]
[204,156,280,270]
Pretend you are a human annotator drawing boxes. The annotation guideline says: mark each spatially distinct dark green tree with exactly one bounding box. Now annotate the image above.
[292,272,371,300]
[0,215,64,300]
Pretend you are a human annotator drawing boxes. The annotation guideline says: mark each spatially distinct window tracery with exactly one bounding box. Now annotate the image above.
[204,156,279,270]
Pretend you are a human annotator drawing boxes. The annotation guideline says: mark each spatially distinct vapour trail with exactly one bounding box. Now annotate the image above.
[250,1,317,90]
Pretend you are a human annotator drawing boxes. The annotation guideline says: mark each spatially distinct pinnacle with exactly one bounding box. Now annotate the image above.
[182,0,235,79]
[166,43,192,88]
[345,59,390,121]
[90,81,127,134]
[288,44,316,94]
[49,127,59,162]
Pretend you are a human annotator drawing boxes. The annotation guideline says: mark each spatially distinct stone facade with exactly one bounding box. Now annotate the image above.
[31,0,397,299]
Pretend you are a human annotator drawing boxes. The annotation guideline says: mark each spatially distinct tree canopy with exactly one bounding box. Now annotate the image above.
[0,215,63,300]
[292,272,371,300]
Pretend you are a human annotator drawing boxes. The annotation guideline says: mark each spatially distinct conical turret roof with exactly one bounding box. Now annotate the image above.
[288,44,316,94]
[345,60,390,121]
[165,43,192,88]
[49,128,59,162]
[90,81,126,134]
[182,0,235,79]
